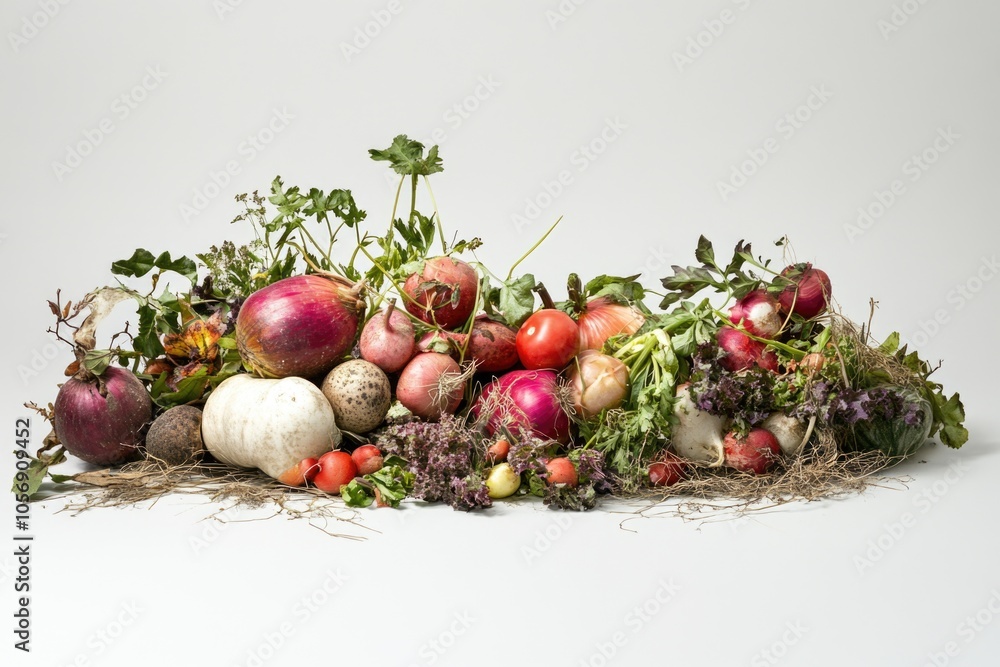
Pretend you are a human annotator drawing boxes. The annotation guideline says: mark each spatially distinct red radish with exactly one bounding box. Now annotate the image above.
[723,428,781,474]
[717,327,779,372]
[278,457,322,487]
[236,274,365,379]
[396,352,467,420]
[301,457,320,482]
[486,439,510,463]
[313,450,358,494]
[359,300,415,373]
[568,350,629,419]
[729,290,783,339]
[473,369,571,443]
[403,257,479,330]
[351,444,384,476]
[777,263,832,319]
[648,453,687,487]
[576,297,645,350]
[467,318,519,372]
[544,457,578,487]
[53,366,152,466]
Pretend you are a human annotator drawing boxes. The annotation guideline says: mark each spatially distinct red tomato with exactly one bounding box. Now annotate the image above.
[515,310,579,370]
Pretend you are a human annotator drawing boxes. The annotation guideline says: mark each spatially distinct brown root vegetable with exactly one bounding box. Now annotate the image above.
[145,405,204,465]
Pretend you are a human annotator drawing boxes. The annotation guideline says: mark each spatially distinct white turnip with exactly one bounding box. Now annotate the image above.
[761,412,808,456]
[671,384,725,466]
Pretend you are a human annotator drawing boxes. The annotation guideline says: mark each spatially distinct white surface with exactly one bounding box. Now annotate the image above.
[3,2,998,665]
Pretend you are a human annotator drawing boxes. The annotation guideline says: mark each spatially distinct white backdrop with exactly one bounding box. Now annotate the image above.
[3,2,999,666]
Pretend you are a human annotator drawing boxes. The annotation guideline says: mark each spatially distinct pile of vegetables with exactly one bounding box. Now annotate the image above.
[17,136,968,513]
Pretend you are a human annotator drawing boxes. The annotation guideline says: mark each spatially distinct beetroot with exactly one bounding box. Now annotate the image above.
[403,257,478,330]
[416,318,517,372]
[466,318,518,372]
[54,366,152,465]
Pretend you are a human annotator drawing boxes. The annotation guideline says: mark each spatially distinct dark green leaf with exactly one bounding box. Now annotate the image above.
[661,265,718,297]
[499,274,537,327]
[369,135,444,176]
[695,235,715,266]
[111,249,156,278]
[150,370,210,408]
[152,252,198,283]
[111,249,196,283]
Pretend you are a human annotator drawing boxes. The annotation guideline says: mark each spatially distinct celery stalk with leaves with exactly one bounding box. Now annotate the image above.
[579,328,679,485]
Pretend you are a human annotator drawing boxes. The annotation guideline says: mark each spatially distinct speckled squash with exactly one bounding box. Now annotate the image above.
[202,374,340,480]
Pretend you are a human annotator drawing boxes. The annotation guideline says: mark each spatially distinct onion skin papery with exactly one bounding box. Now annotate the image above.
[568,350,629,419]
[729,290,782,339]
[54,366,152,465]
[778,264,832,320]
[236,274,364,379]
[577,297,645,351]
[473,369,571,443]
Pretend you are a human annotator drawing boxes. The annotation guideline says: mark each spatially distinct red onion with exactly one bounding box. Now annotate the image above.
[717,327,779,372]
[402,257,479,330]
[54,366,152,465]
[577,297,645,350]
[473,369,571,443]
[568,350,629,419]
[729,290,782,339]
[777,263,832,319]
[236,274,365,379]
